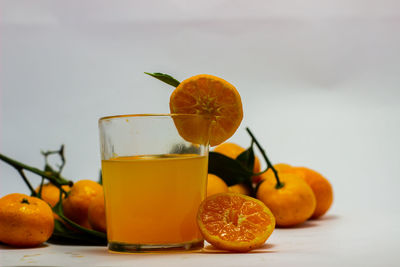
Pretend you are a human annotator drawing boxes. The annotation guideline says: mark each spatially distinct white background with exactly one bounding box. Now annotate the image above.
[1,1,400,266]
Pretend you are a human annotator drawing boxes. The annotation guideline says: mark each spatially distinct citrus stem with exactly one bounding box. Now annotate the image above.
[245,128,284,189]
[17,168,37,196]
[0,153,73,193]
[42,144,66,174]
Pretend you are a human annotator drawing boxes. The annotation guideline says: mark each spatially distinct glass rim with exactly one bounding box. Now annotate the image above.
[99,113,212,122]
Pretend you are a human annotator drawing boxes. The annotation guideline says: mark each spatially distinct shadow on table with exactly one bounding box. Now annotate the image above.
[199,243,277,254]
[81,243,277,255]
[276,214,340,230]
[311,214,340,222]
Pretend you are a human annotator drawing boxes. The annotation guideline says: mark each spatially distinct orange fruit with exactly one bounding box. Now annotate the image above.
[207,174,229,197]
[228,184,252,196]
[197,193,275,252]
[259,163,294,181]
[292,167,333,219]
[257,172,316,227]
[88,191,107,233]
[62,180,103,229]
[169,74,243,146]
[35,183,70,207]
[273,163,292,172]
[0,193,54,247]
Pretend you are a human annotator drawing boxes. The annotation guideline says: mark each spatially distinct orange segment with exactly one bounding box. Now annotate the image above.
[170,74,243,146]
[197,193,275,252]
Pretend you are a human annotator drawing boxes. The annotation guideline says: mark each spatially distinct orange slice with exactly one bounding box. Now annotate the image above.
[197,193,275,252]
[170,74,243,146]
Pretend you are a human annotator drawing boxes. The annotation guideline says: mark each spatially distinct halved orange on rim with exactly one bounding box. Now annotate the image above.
[170,74,243,146]
[197,193,275,252]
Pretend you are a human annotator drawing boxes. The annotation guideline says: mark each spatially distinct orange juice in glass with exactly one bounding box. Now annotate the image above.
[98,114,211,253]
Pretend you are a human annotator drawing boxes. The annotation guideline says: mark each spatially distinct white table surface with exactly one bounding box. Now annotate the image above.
[1,211,399,267]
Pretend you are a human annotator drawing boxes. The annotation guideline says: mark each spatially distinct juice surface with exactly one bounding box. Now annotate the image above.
[101,154,208,245]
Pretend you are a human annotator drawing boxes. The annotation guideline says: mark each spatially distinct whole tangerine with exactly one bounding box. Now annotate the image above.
[207,174,229,197]
[228,183,252,196]
[88,190,107,233]
[62,180,103,229]
[292,167,333,219]
[35,183,70,208]
[259,163,295,181]
[0,193,54,247]
[257,172,316,227]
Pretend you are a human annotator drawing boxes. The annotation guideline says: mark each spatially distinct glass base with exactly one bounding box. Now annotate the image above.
[108,240,204,253]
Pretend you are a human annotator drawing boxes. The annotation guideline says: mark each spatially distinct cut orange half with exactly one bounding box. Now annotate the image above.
[170,74,243,146]
[197,193,275,252]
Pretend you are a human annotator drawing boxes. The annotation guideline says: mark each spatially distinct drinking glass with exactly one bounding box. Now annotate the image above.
[98,114,211,253]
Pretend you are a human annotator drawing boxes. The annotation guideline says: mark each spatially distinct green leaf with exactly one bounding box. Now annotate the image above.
[144,72,180,87]
[98,170,103,185]
[235,144,257,196]
[208,152,253,186]
[236,143,255,173]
